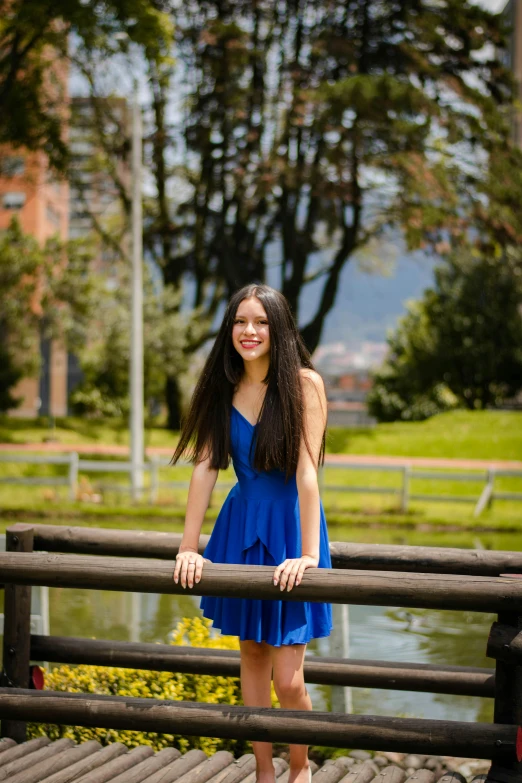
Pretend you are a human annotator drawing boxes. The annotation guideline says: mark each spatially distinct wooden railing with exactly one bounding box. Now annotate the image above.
[0,524,521,783]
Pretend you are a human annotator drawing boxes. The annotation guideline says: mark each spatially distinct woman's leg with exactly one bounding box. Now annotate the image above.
[240,640,275,783]
[271,644,311,783]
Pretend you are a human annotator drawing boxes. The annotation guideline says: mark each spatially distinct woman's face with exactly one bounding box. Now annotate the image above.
[232,296,271,363]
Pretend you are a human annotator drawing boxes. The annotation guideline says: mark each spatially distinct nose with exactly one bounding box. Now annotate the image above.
[243,322,256,335]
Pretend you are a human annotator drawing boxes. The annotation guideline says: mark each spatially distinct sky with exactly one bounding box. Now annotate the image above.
[474,0,507,10]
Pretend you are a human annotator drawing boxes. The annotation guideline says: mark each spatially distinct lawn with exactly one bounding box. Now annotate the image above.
[1,409,521,460]
[327,410,522,461]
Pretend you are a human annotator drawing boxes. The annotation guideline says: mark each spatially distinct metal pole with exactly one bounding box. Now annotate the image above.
[330,604,353,714]
[130,80,144,501]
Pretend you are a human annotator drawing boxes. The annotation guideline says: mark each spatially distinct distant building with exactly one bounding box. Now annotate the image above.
[503,0,522,147]
[69,97,131,250]
[315,343,384,427]
[0,149,69,417]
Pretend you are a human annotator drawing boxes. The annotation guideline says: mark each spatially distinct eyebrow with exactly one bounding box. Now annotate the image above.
[235,313,268,319]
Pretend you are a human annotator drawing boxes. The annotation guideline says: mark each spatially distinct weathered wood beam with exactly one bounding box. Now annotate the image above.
[30,635,495,697]
[28,524,522,576]
[0,689,518,761]
[2,553,522,613]
[487,622,522,665]
[0,525,33,743]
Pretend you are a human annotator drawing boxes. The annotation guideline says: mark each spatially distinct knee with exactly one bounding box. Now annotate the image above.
[241,641,270,670]
[273,670,307,703]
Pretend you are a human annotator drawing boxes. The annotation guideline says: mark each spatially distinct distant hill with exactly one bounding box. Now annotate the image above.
[304,244,437,370]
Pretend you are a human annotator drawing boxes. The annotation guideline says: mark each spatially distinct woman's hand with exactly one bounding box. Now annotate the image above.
[273,555,318,592]
[173,550,210,589]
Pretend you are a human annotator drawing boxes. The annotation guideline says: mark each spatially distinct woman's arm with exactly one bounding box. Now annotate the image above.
[174,454,218,588]
[296,369,327,562]
[273,369,327,591]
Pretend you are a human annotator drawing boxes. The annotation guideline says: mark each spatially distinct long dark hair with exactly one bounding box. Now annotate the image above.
[171,284,325,477]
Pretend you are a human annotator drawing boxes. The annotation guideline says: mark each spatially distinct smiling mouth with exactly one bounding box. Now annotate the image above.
[241,341,261,348]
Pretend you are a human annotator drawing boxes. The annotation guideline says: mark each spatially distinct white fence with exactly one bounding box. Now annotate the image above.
[1,452,521,516]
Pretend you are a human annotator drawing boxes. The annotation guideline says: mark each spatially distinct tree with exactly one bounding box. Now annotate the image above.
[161,0,520,346]
[72,0,522,427]
[70,265,207,420]
[367,249,522,421]
[0,218,96,412]
[0,0,172,169]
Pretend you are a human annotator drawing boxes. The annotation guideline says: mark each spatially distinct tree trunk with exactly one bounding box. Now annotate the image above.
[165,375,183,431]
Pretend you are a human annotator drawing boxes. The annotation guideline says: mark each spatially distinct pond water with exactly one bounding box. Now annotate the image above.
[1,524,520,724]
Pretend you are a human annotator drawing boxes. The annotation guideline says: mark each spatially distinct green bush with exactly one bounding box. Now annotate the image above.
[28,617,254,755]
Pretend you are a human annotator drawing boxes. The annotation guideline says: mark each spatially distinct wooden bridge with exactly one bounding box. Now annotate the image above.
[0,736,491,783]
[1,524,522,783]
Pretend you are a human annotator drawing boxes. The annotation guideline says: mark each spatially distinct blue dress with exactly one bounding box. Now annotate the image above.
[200,405,333,646]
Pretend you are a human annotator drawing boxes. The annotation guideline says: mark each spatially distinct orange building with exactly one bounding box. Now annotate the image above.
[0,41,69,418]
[0,149,69,417]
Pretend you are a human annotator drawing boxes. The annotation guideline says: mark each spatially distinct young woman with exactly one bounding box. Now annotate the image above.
[172,284,332,783]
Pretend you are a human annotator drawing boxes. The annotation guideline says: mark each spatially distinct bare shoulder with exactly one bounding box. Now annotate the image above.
[299,367,325,391]
[299,368,327,409]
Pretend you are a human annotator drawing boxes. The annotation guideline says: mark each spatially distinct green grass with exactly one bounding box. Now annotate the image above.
[327,410,522,461]
[2,410,522,460]
[0,416,177,450]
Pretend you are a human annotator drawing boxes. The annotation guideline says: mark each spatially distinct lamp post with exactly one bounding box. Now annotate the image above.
[130,80,144,500]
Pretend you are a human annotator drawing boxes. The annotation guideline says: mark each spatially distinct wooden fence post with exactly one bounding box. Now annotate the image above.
[400,466,410,513]
[68,452,79,502]
[487,601,522,783]
[149,456,159,505]
[0,524,34,743]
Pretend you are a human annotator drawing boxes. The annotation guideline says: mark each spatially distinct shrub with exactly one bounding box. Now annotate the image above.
[28,617,254,755]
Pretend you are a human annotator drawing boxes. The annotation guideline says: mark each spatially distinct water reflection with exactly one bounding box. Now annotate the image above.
[42,587,495,722]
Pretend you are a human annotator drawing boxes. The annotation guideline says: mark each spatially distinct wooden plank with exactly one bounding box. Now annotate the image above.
[487,623,522,665]
[140,749,207,783]
[0,689,518,761]
[277,760,318,783]
[6,740,98,783]
[73,745,154,783]
[30,524,522,576]
[38,743,127,783]
[30,635,495,697]
[0,524,34,743]
[3,553,522,613]
[0,736,50,768]
[373,769,406,783]
[337,762,379,783]
[106,747,181,783]
[403,772,435,783]
[0,738,16,754]
[0,738,75,782]
[305,758,351,783]
[204,754,256,783]
[143,750,234,783]
[436,774,467,783]
[239,756,287,783]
